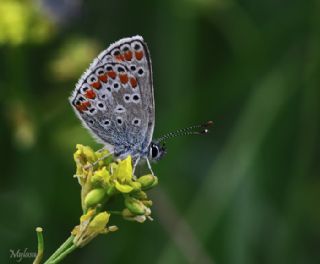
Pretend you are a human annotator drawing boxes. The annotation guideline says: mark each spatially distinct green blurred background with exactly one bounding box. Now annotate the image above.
[1,0,319,263]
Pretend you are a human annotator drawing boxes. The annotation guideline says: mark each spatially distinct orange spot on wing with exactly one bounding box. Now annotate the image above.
[119,73,129,84]
[115,54,124,61]
[99,73,108,83]
[91,81,101,89]
[124,51,133,61]
[76,101,91,112]
[82,101,91,108]
[76,104,83,112]
[130,77,138,88]
[107,71,116,79]
[135,51,144,60]
[85,89,96,99]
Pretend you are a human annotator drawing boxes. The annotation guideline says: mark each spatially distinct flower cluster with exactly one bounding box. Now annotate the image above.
[71,144,158,247]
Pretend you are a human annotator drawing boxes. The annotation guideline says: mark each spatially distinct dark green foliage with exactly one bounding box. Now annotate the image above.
[0,0,319,263]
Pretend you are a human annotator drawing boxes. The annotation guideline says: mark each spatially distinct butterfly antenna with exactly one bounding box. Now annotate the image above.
[156,121,213,143]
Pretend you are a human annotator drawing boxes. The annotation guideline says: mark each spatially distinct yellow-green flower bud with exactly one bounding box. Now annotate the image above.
[137,174,156,189]
[106,185,116,196]
[132,191,147,200]
[88,211,110,231]
[122,208,134,218]
[124,196,146,215]
[142,200,153,207]
[113,156,132,182]
[74,144,96,163]
[148,176,158,189]
[91,167,110,187]
[130,181,141,191]
[80,208,96,223]
[115,181,133,193]
[84,188,106,208]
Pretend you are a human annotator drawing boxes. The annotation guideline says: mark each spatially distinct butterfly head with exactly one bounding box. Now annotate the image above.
[148,141,167,162]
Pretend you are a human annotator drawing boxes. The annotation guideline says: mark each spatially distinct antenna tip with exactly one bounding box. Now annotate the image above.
[199,121,213,134]
[199,128,210,135]
[202,120,214,127]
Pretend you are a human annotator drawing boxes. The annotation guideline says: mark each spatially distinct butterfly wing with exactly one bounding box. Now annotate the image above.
[98,36,155,150]
[69,36,155,156]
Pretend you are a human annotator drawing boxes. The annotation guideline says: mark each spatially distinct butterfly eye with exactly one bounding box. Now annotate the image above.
[149,144,159,159]
[152,146,158,158]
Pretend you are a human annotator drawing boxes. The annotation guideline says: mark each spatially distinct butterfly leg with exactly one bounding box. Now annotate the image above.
[132,157,141,179]
[145,158,154,176]
[97,146,109,153]
[84,152,113,170]
[132,157,140,175]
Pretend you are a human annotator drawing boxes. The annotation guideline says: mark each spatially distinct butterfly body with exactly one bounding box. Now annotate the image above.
[70,36,165,169]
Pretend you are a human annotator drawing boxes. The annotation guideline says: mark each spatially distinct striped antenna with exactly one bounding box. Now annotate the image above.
[156,121,213,143]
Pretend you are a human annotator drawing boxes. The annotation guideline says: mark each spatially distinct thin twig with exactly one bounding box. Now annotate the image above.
[33,227,44,264]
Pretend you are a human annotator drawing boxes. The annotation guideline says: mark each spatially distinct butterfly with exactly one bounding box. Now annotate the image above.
[70,35,212,175]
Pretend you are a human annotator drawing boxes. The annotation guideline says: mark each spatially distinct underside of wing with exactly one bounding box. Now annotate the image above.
[69,36,155,155]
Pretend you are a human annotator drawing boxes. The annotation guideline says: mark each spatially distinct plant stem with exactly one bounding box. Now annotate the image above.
[50,244,77,264]
[43,235,75,264]
[33,227,44,264]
